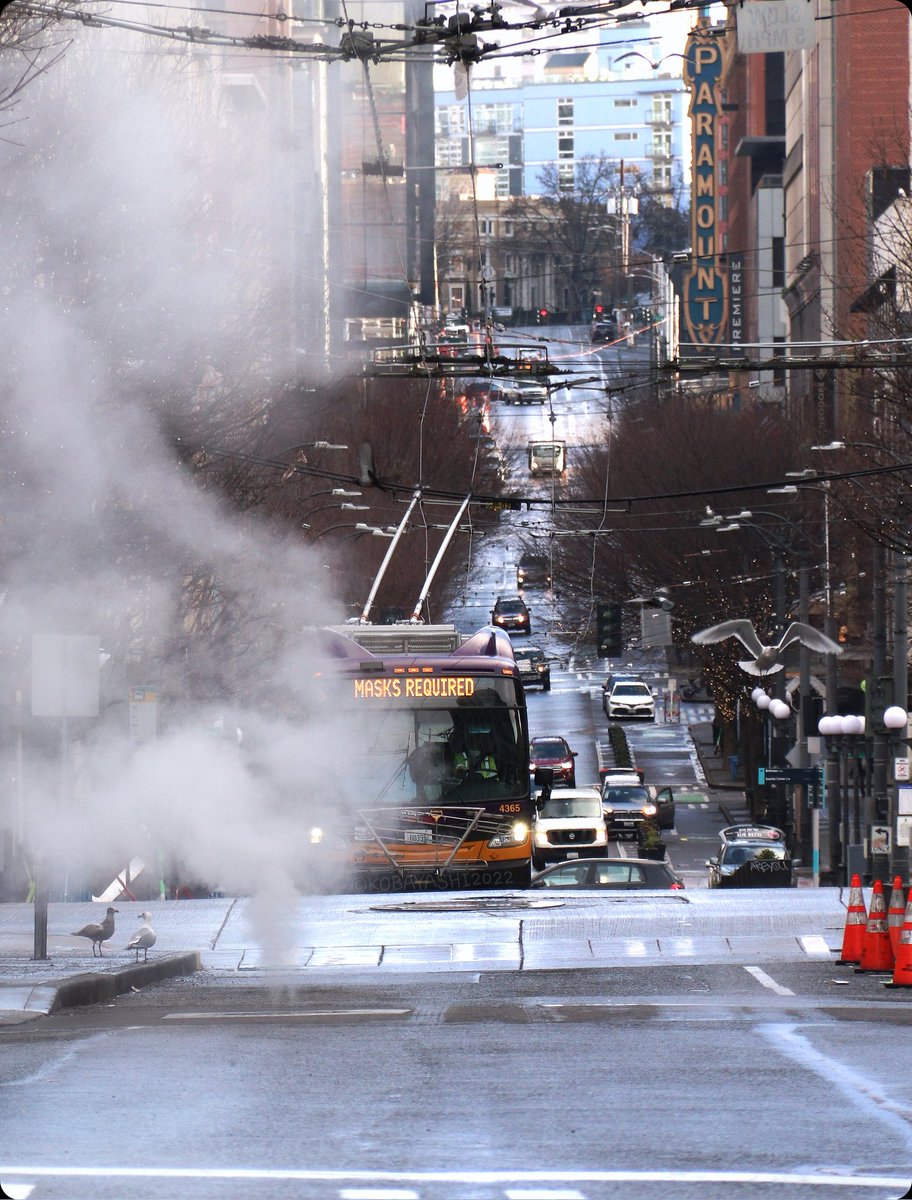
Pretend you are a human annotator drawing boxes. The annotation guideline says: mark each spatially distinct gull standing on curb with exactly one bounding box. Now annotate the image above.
[125,912,157,963]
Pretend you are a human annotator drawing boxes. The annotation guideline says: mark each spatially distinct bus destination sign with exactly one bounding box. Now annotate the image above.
[353,676,477,701]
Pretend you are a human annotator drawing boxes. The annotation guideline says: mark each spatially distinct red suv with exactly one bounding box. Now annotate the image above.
[530,736,578,787]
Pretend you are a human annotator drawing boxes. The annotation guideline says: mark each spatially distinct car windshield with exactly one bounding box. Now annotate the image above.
[539,797,601,819]
[532,739,568,757]
[602,786,649,804]
[724,845,788,866]
[496,600,525,614]
[613,683,650,697]
[514,649,543,663]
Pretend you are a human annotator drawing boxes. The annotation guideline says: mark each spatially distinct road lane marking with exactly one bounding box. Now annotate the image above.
[505,1191,585,1199]
[744,966,794,995]
[162,1009,412,1021]
[340,1191,418,1200]
[0,1167,907,1189]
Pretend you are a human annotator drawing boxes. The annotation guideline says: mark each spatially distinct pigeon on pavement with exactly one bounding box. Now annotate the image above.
[691,619,842,676]
[125,912,157,963]
[71,906,118,956]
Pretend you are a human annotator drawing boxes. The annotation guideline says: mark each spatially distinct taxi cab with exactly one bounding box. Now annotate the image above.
[706,825,792,888]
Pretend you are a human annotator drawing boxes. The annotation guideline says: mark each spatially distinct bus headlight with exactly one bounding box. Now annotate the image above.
[489,821,529,849]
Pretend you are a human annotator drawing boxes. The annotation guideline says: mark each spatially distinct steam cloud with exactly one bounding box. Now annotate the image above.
[0,20,352,962]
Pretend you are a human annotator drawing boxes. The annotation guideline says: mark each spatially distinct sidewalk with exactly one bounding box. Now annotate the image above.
[688,720,752,826]
[0,900,204,1025]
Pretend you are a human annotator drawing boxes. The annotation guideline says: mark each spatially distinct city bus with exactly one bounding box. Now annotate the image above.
[312,622,532,891]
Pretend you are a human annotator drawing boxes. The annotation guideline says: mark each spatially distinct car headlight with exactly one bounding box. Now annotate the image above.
[532,830,550,849]
[559,759,573,770]
[309,826,324,845]
[536,664,547,674]
[516,614,527,623]
[642,804,657,816]
[602,804,614,814]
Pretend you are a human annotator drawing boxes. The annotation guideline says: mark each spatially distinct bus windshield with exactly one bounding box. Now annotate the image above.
[342,689,526,809]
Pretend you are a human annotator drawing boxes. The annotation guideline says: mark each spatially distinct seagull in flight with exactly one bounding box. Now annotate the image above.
[125,912,157,963]
[691,619,842,676]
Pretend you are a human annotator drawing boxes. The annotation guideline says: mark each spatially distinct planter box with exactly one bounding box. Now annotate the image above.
[637,843,667,861]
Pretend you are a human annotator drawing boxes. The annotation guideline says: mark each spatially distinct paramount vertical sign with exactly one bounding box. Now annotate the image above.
[683,20,728,351]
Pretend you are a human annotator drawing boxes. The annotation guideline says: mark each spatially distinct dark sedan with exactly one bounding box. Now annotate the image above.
[532,857,685,889]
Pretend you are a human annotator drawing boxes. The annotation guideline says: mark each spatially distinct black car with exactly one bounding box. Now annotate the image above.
[600,775,675,836]
[491,595,531,634]
[513,645,551,691]
[706,825,792,888]
[590,318,619,344]
[516,553,552,591]
[532,857,685,889]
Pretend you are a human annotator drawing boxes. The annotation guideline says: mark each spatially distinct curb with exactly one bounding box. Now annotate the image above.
[0,952,201,1021]
[51,951,202,1012]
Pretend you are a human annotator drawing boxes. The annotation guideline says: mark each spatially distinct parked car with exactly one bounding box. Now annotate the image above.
[491,595,531,634]
[504,378,548,405]
[531,856,685,889]
[605,680,655,721]
[531,787,606,870]
[513,645,551,691]
[600,775,661,839]
[706,825,792,888]
[530,735,577,786]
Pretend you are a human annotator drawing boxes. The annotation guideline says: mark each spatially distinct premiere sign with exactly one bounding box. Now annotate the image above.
[682,19,729,352]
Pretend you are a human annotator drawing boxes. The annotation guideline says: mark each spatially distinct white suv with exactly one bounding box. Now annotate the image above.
[605,680,655,721]
[532,787,608,870]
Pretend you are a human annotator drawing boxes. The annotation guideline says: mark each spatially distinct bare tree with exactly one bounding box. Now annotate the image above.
[508,155,626,318]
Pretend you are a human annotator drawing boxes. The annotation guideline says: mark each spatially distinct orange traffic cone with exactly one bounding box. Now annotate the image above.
[887,877,907,957]
[884,896,912,988]
[836,874,867,964]
[856,878,895,973]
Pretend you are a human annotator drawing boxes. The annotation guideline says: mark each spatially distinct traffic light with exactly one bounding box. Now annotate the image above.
[537,308,549,324]
[596,602,623,658]
[594,304,604,316]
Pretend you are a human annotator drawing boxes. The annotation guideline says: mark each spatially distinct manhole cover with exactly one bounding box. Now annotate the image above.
[367,895,565,913]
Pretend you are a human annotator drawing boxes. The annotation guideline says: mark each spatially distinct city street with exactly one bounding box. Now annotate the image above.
[2,322,911,1199]
[2,889,912,1200]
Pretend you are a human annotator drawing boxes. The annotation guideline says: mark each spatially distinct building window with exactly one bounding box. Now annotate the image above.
[614,98,634,108]
[614,132,637,141]
[558,162,574,191]
[503,253,515,273]
[558,99,574,125]
[772,237,785,289]
[479,218,494,236]
[558,135,575,156]
[502,221,513,238]
[651,96,671,122]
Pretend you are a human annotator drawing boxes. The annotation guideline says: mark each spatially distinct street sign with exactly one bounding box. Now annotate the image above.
[757,766,821,785]
[896,757,910,781]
